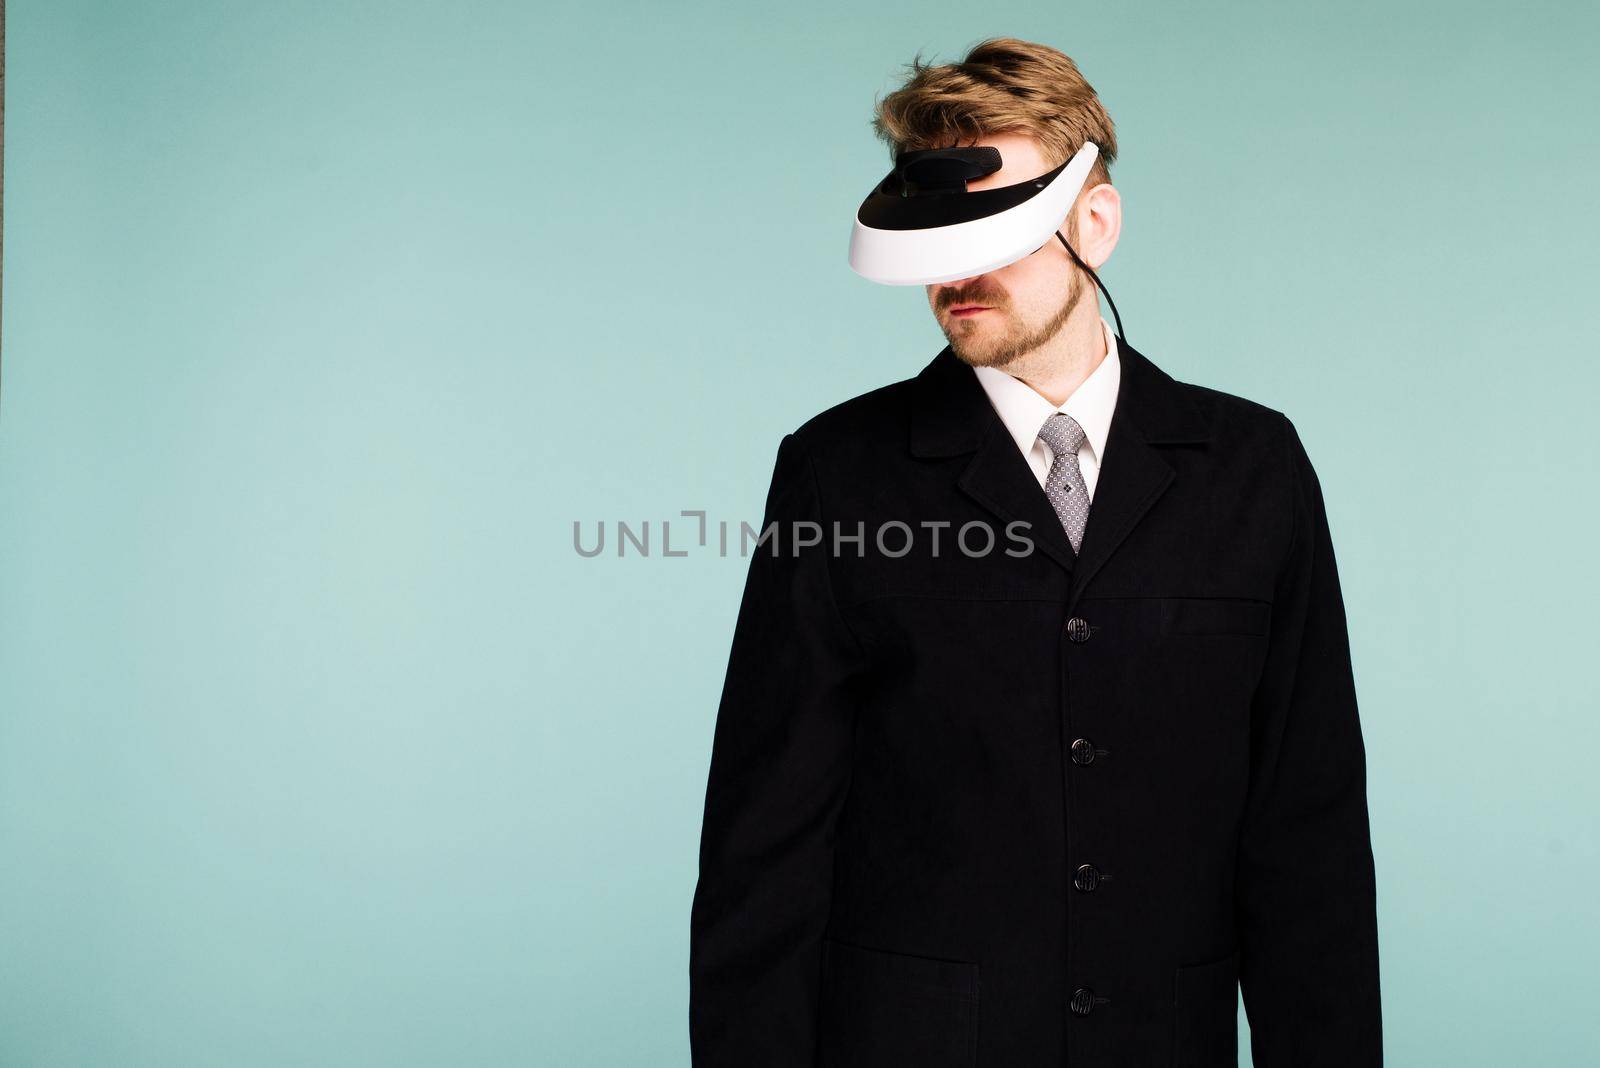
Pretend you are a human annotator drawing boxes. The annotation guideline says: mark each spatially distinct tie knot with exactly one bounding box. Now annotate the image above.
[1037,412,1087,458]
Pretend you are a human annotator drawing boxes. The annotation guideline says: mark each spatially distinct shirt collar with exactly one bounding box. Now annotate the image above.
[970,315,1122,466]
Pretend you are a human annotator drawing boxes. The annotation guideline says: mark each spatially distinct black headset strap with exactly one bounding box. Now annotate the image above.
[1054,231,1125,345]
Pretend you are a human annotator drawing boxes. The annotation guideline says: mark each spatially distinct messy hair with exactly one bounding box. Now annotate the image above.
[870,37,1117,189]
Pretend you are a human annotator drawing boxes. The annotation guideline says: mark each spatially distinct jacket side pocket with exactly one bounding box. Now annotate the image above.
[1173,948,1240,1068]
[818,938,978,1068]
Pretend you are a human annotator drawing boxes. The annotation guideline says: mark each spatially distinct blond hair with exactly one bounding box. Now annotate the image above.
[870,37,1117,190]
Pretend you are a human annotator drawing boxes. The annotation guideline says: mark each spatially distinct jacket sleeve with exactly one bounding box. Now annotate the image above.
[1236,416,1384,1066]
[689,432,867,1066]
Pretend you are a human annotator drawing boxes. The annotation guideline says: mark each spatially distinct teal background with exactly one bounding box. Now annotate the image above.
[2,1,1597,1064]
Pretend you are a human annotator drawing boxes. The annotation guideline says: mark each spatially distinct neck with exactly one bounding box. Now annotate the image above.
[999,304,1107,407]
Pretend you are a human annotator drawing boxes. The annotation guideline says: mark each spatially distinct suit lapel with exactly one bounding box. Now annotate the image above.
[909,344,1077,574]
[909,337,1212,592]
[1069,337,1212,601]
[1065,395,1174,602]
[958,423,1080,574]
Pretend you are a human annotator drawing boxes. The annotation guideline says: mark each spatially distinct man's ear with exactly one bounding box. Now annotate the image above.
[1078,183,1122,270]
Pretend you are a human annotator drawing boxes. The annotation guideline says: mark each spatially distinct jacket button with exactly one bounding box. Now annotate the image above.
[1070,738,1096,765]
[1073,864,1102,892]
[1070,987,1096,1015]
[1065,616,1092,642]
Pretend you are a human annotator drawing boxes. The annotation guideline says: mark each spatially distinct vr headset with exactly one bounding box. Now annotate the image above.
[847,140,1124,340]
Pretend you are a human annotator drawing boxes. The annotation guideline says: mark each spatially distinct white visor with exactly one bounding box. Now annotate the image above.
[848,141,1100,286]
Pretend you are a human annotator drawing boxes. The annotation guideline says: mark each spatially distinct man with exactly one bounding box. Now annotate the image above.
[689,37,1381,1067]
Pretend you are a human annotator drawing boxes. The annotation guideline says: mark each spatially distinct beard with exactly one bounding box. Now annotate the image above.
[942,265,1087,370]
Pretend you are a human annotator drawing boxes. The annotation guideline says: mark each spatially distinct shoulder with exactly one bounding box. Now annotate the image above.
[783,371,923,460]
[1168,376,1329,537]
[1170,376,1309,469]
[746,367,925,509]
[1179,378,1291,438]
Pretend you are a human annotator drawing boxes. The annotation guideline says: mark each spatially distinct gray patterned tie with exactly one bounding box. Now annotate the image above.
[1037,412,1090,554]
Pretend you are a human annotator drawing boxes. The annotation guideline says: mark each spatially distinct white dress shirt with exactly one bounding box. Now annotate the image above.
[971,315,1122,502]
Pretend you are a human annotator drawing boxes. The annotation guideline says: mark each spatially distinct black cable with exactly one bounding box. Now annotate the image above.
[1054,231,1125,344]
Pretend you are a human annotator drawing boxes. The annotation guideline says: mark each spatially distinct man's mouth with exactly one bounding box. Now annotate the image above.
[949,305,992,318]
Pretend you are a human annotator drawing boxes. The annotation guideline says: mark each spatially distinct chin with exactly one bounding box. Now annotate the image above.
[949,340,1012,370]
[944,325,1005,366]
[944,314,1012,367]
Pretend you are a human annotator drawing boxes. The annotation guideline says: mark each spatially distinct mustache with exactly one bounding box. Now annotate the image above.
[939,290,1005,309]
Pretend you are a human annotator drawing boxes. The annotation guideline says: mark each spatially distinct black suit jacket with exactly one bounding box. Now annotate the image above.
[689,338,1382,1067]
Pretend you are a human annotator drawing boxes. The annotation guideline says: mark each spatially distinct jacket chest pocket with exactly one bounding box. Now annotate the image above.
[1161,597,1271,637]
[817,938,979,1068]
[1173,948,1240,1067]
[1153,597,1273,732]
